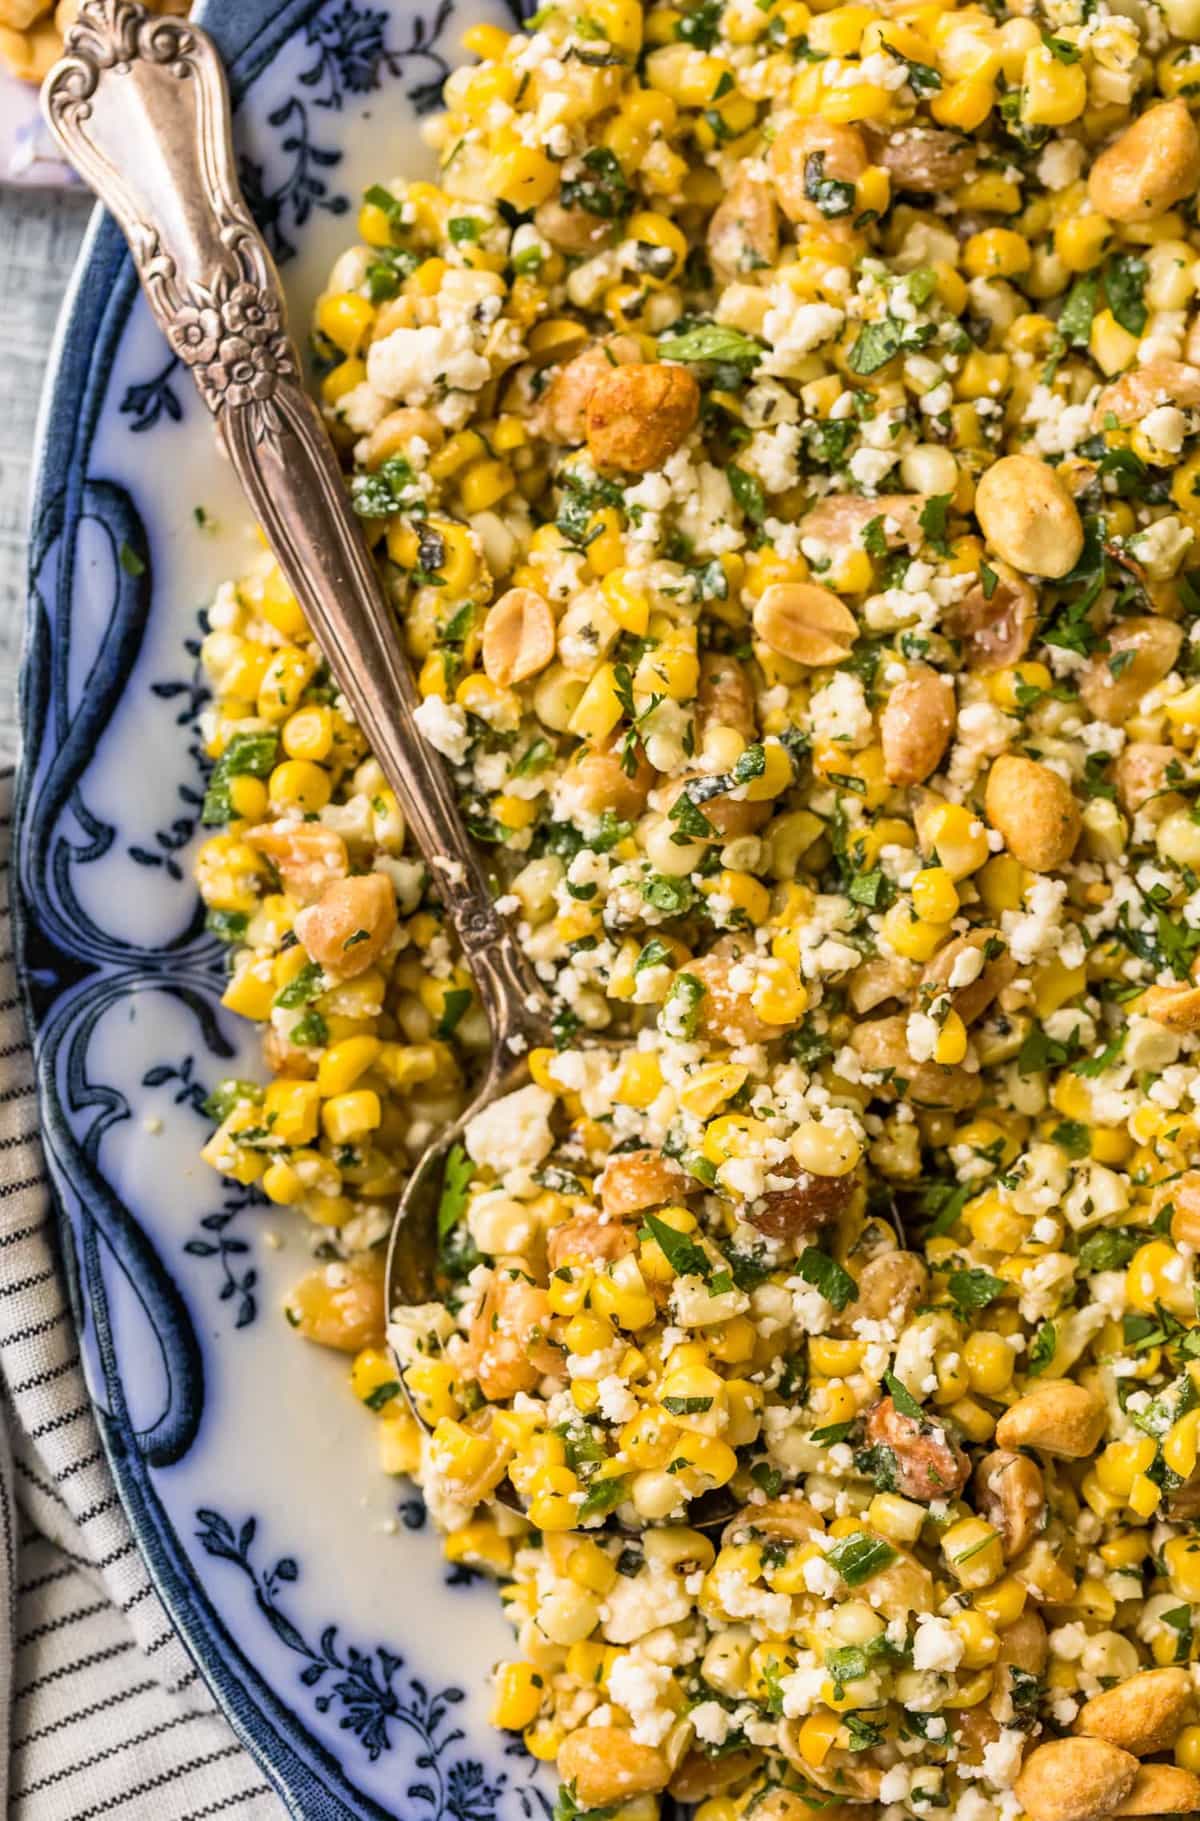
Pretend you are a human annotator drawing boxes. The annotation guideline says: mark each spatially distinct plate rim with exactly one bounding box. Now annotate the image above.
[11,5,449,1815]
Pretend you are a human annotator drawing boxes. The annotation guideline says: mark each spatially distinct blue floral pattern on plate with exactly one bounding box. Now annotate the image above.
[14,2,549,1816]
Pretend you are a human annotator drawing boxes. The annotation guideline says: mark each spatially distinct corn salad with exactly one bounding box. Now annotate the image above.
[196,2,1200,1818]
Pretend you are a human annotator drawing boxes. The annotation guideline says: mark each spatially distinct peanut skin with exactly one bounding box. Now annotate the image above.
[1088,99,1200,223]
[985,753,1081,872]
[1077,1668,1195,1758]
[1015,1739,1138,1821]
[881,667,956,785]
[585,362,699,472]
[974,454,1084,579]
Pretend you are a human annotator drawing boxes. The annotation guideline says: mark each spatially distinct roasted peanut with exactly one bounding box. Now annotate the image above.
[997,1609,1049,1676]
[921,928,1015,1026]
[246,821,349,907]
[1015,1739,1138,1821]
[293,872,397,980]
[770,118,869,225]
[1088,99,1200,223]
[534,197,615,254]
[863,1395,970,1501]
[363,407,444,468]
[482,587,557,688]
[598,1148,690,1217]
[1170,1171,1200,1247]
[973,1450,1045,1558]
[1115,741,1183,820]
[468,1270,559,1401]
[747,1160,857,1243]
[722,1497,824,1546]
[948,561,1036,671]
[1078,1668,1195,1759]
[974,454,1084,579]
[707,169,779,285]
[840,1250,929,1332]
[753,582,858,667]
[1143,983,1200,1030]
[558,1727,670,1807]
[537,336,641,445]
[585,362,699,472]
[689,942,779,1045]
[546,1210,637,1270]
[985,753,1081,872]
[1093,358,1200,429]
[994,1380,1106,1459]
[848,954,919,1015]
[562,738,655,820]
[1114,1766,1200,1815]
[670,1751,759,1803]
[801,492,926,551]
[1079,618,1183,724]
[851,1015,982,1109]
[285,1257,386,1352]
[881,667,956,785]
[866,124,973,190]
[696,649,757,741]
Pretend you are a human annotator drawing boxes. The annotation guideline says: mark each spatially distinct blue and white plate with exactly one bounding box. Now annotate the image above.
[14,4,551,1816]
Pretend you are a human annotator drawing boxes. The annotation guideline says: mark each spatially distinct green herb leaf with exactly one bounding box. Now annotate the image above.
[640,1210,712,1280]
[1028,1322,1057,1376]
[437,1142,475,1241]
[1106,254,1149,338]
[659,323,764,370]
[883,1370,924,1422]
[947,1268,1007,1317]
[796,1247,858,1312]
[577,1475,629,1522]
[727,464,765,524]
[847,318,902,376]
[825,1531,897,1587]
[201,729,280,825]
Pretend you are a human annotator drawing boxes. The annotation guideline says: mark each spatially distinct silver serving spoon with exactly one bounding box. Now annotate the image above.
[42,6,739,1535]
[42,1,553,1296]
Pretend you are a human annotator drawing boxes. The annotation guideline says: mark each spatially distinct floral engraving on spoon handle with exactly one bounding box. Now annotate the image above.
[42,0,551,1050]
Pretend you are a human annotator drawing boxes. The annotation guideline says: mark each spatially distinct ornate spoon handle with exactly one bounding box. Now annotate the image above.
[41,0,550,1050]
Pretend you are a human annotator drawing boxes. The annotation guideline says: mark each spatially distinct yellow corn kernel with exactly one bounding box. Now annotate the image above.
[679,1062,749,1121]
[568,664,625,742]
[1176,1725,1200,1772]
[320,1089,382,1144]
[1128,1473,1163,1519]
[955,349,1012,401]
[460,459,515,514]
[321,356,366,408]
[911,867,959,924]
[315,291,376,357]
[881,902,951,962]
[220,959,277,1021]
[488,140,558,209]
[931,72,995,130]
[950,1607,1001,1665]
[351,1345,400,1409]
[795,1709,841,1768]
[226,775,268,822]
[973,1575,1027,1628]
[1090,307,1141,376]
[963,1331,1015,1397]
[1055,212,1114,273]
[264,1078,322,1146]
[282,705,334,762]
[619,1052,665,1110]
[921,801,990,878]
[268,759,331,814]
[258,647,317,723]
[1164,1409,1200,1481]
[963,228,1031,279]
[317,1036,383,1098]
[955,172,1022,214]
[601,568,650,636]
[1021,44,1087,124]
[491,1661,544,1731]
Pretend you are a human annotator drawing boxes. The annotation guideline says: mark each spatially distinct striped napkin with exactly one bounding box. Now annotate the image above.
[0,768,284,1819]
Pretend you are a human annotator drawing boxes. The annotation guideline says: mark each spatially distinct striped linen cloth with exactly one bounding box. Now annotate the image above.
[0,190,285,1821]
[0,767,283,1819]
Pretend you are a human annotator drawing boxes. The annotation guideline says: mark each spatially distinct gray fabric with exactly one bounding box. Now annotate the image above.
[0,187,284,1816]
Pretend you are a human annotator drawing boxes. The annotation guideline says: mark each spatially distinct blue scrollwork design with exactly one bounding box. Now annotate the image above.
[128,612,210,880]
[197,1507,507,1801]
[300,0,453,113]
